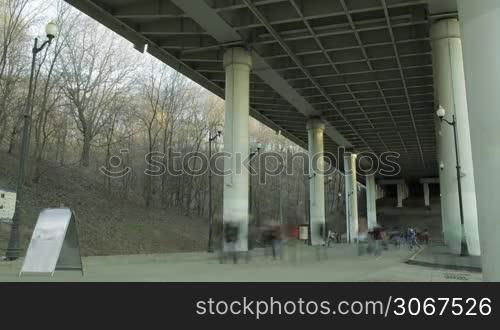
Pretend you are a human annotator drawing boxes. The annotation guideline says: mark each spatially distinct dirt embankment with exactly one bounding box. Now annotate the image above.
[0,152,208,256]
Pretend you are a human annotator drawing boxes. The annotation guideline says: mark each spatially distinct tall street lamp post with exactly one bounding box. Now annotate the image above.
[305,173,316,245]
[249,143,262,230]
[346,191,353,243]
[5,22,58,260]
[436,105,469,257]
[207,130,222,253]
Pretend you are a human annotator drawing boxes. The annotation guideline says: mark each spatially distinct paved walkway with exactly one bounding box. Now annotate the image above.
[0,244,482,282]
[407,244,481,272]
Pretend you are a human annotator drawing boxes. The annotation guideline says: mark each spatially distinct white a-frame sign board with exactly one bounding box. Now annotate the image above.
[20,208,84,277]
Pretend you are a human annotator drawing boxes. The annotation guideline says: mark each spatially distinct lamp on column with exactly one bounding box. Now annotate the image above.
[436,105,469,257]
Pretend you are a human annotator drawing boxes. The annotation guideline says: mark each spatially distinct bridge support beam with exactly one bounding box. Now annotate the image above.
[366,175,377,231]
[431,18,480,257]
[307,119,326,246]
[344,153,358,243]
[458,0,500,280]
[222,47,252,252]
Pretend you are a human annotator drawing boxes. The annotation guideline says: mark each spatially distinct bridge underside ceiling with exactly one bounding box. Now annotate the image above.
[65,0,438,179]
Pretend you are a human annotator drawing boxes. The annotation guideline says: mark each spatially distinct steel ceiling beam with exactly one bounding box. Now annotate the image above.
[381,0,426,167]
[242,0,371,152]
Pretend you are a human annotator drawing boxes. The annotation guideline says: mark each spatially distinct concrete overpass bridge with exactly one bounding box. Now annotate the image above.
[63,0,500,281]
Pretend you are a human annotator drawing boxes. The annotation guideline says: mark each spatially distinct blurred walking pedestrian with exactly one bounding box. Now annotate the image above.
[221,222,239,264]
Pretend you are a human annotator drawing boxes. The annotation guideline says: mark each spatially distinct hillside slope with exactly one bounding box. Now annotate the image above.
[0,152,209,256]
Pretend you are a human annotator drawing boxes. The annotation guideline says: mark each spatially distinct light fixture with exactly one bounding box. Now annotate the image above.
[45,21,58,41]
[440,162,445,171]
[436,105,446,119]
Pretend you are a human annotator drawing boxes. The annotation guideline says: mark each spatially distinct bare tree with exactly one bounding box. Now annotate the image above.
[0,0,32,148]
[160,70,192,207]
[137,60,170,207]
[60,16,136,167]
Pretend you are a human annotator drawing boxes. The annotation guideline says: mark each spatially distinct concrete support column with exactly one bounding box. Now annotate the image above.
[366,175,377,231]
[344,153,358,242]
[222,47,252,252]
[458,0,500,280]
[396,183,405,208]
[307,119,326,246]
[376,185,385,200]
[431,18,480,256]
[423,183,430,208]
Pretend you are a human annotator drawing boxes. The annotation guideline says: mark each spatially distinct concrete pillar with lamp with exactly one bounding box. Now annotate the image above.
[431,17,480,257]
[306,118,326,246]
[222,47,252,252]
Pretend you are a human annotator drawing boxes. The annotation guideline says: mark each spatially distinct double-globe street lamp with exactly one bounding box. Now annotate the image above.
[5,22,59,260]
[436,105,469,257]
